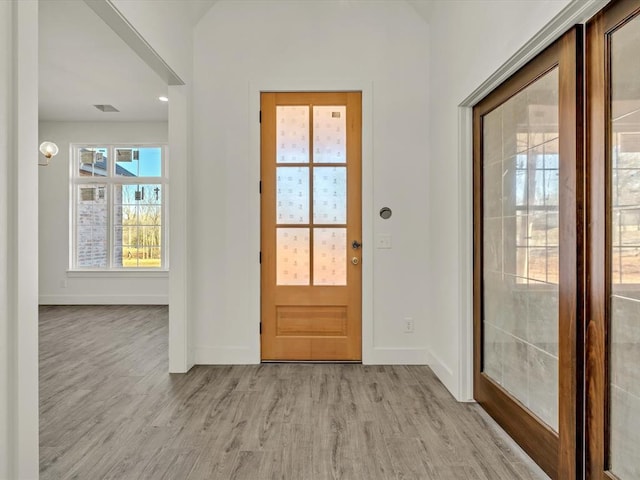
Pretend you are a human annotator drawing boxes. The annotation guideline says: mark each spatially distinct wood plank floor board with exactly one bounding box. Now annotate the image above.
[385,435,434,479]
[40,305,549,479]
[278,422,314,479]
[184,424,242,479]
[352,421,397,480]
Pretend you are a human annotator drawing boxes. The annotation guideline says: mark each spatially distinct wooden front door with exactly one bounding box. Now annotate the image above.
[260,92,362,361]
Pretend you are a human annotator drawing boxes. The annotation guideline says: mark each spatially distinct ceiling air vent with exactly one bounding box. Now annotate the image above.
[93,104,120,113]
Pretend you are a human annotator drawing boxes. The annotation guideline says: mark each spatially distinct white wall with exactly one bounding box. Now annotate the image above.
[0,1,39,477]
[110,0,194,84]
[38,121,169,305]
[427,0,572,399]
[191,0,431,364]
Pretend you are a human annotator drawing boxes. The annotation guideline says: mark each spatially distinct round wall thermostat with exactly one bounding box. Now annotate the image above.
[379,207,392,219]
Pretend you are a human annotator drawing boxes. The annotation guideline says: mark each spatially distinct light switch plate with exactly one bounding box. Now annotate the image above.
[376,234,392,249]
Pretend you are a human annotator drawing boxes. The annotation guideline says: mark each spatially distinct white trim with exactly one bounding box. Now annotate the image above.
[360,86,375,365]
[168,84,191,372]
[195,346,259,365]
[368,348,430,365]
[460,0,611,107]
[13,1,39,477]
[194,346,431,365]
[429,349,461,400]
[66,270,168,278]
[39,294,168,305]
[456,0,611,402]
[457,106,474,402]
[248,79,374,365]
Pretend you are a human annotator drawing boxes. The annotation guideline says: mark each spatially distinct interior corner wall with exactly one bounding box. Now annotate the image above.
[426,0,572,399]
[191,0,431,364]
[38,121,169,305]
[168,84,192,372]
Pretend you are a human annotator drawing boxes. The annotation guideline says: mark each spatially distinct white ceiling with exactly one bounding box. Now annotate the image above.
[406,0,431,23]
[38,0,428,123]
[186,0,221,26]
[38,0,220,122]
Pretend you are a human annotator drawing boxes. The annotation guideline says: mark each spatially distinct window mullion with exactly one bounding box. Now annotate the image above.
[108,182,113,269]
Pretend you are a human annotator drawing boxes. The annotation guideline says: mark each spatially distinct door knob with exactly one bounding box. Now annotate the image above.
[352,257,360,265]
[352,240,362,250]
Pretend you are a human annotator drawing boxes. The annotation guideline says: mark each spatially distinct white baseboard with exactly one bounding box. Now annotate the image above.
[428,349,462,400]
[194,346,259,364]
[38,294,169,305]
[194,346,431,366]
[364,347,430,365]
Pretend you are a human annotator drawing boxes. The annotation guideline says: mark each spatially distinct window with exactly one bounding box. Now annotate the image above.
[71,145,167,270]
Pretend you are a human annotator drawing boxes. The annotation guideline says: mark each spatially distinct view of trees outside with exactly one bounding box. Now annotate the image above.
[114,184,162,268]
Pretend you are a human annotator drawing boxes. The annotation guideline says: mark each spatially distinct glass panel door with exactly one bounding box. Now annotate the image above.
[482,67,560,431]
[474,26,582,479]
[587,3,640,478]
[609,8,640,480]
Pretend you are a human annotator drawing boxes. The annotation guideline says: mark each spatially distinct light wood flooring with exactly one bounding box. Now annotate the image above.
[39,305,548,480]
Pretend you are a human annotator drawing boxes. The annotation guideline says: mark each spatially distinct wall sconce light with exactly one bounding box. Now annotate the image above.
[39,141,59,166]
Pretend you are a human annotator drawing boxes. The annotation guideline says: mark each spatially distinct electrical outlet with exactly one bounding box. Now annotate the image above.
[403,317,414,333]
[60,279,67,288]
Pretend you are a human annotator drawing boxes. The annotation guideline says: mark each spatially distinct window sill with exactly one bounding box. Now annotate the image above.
[66,270,169,279]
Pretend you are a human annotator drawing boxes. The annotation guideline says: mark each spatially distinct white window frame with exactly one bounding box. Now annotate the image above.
[69,143,169,271]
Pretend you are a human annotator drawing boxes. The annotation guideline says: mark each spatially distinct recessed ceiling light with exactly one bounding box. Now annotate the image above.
[158,96,169,102]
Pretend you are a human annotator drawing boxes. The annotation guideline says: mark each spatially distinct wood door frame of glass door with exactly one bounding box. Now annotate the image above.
[586,1,640,478]
[473,26,584,480]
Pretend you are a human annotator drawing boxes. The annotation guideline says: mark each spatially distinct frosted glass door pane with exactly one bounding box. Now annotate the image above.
[313,228,346,285]
[609,13,640,479]
[277,106,309,164]
[313,106,346,163]
[482,67,559,432]
[313,167,346,224]
[277,228,310,285]
[277,167,309,224]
